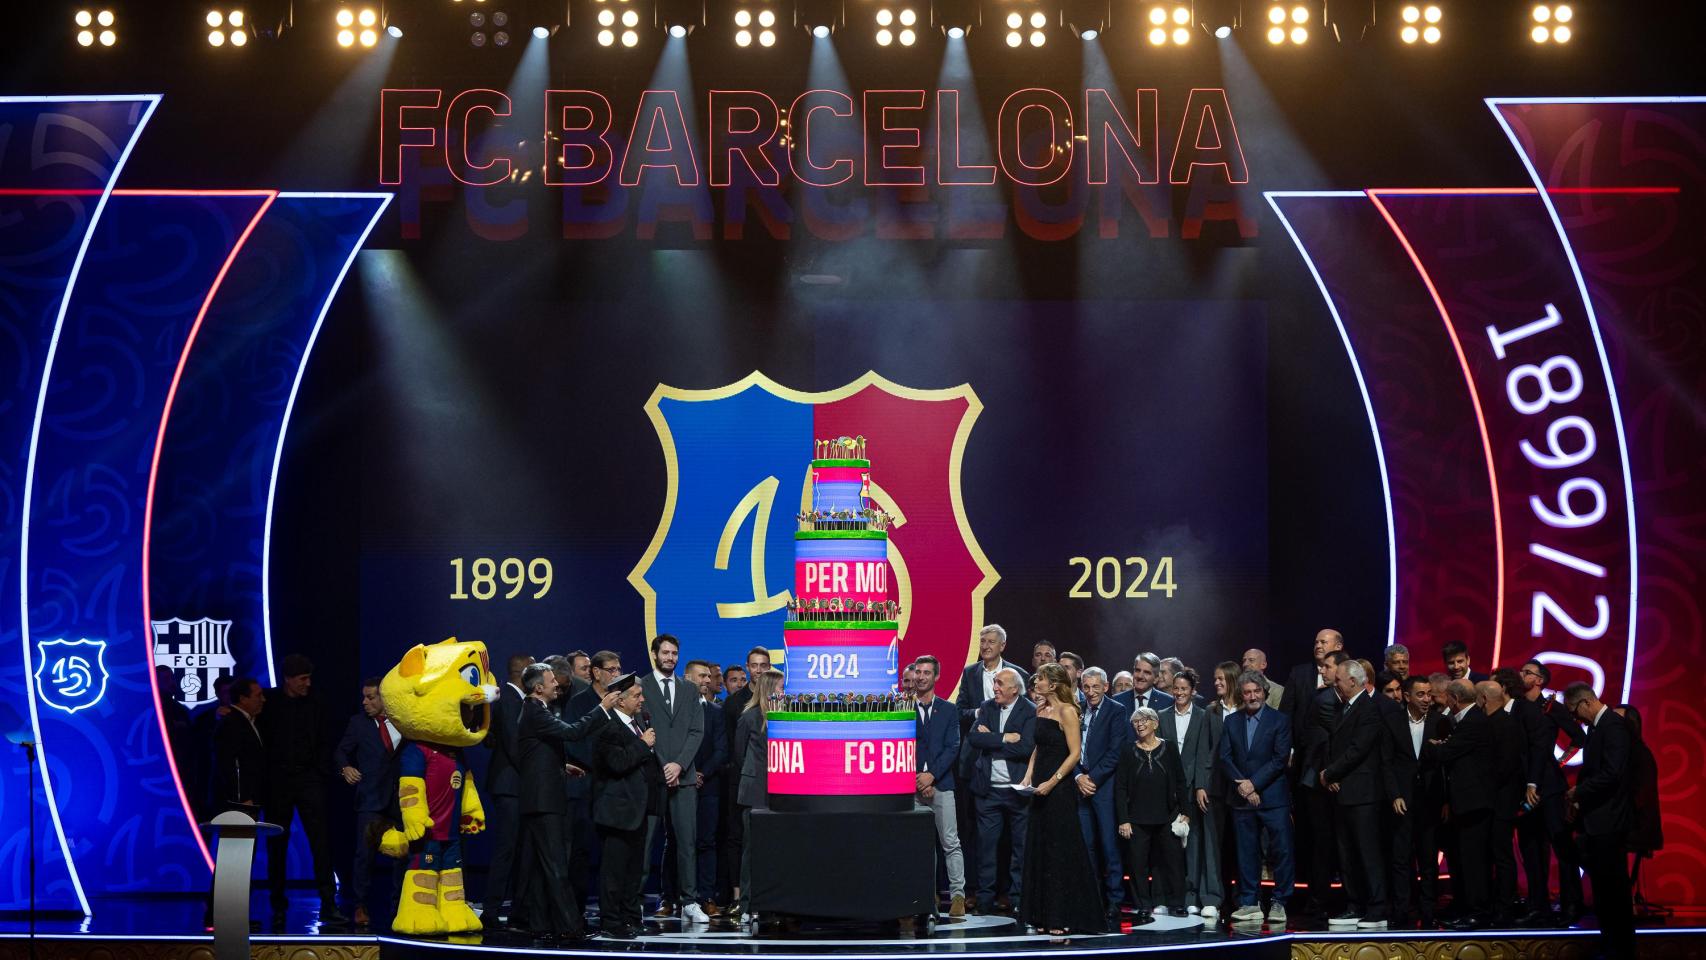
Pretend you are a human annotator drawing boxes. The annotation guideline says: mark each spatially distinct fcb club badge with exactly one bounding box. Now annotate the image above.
[152,618,237,707]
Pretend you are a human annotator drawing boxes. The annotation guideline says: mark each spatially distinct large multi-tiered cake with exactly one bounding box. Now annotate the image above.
[766,436,917,813]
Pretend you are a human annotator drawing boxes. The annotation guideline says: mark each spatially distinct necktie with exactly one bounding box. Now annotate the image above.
[376,717,394,752]
[663,677,673,712]
[1246,711,1258,750]
[632,719,645,739]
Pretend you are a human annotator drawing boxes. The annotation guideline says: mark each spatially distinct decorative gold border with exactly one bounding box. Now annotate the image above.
[625,371,1000,681]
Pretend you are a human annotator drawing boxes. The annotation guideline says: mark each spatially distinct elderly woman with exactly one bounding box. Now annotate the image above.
[1115,706,1188,924]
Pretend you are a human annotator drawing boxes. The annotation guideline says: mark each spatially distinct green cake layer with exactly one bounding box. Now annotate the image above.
[795,529,887,540]
[766,711,915,721]
[783,620,899,630]
[810,458,870,468]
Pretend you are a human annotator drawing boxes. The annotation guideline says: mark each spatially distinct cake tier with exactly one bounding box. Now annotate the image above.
[794,530,887,540]
[784,626,898,696]
[810,465,868,515]
[809,458,870,469]
[767,716,916,797]
[795,537,890,604]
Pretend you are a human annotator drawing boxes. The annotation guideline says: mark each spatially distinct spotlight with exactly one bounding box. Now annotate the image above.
[1064,0,1105,39]
[75,9,118,48]
[1530,4,1572,42]
[206,8,251,46]
[733,3,778,46]
[660,0,700,39]
[335,5,380,47]
[815,24,831,35]
[947,25,964,36]
[1080,27,1095,37]
[876,3,918,45]
[1266,2,1308,42]
[1399,3,1440,43]
[669,23,685,35]
[1144,3,1190,43]
[1005,4,1046,46]
[1214,24,1230,35]
[389,23,403,35]
[799,0,840,37]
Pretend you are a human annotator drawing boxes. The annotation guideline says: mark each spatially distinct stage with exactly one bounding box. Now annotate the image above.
[4,897,1705,960]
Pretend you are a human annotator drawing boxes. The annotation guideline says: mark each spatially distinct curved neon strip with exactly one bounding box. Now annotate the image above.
[1264,192,1398,651]
[12,91,163,918]
[1366,190,1507,670]
[1483,96,1687,703]
[140,189,279,873]
[262,193,392,687]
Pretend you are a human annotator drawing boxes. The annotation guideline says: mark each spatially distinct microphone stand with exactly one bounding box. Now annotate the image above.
[18,740,37,960]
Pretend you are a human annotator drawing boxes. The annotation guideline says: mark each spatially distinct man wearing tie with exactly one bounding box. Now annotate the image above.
[686,660,727,918]
[205,677,267,928]
[638,636,709,923]
[912,655,967,917]
[1219,673,1293,924]
[1562,682,1634,957]
[1321,659,1388,929]
[1431,679,1497,929]
[592,674,664,940]
[1382,674,1447,928]
[482,653,534,926]
[967,668,1036,916]
[1074,667,1131,922]
[334,678,401,927]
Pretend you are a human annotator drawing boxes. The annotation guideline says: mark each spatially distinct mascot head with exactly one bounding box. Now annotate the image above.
[381,638,499,747]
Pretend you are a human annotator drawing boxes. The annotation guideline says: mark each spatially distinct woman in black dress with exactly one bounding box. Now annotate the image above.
[1114,706,1188,924]
[1017,663,1108,936]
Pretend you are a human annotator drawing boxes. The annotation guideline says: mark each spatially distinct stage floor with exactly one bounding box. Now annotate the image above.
[4,896,1705,960]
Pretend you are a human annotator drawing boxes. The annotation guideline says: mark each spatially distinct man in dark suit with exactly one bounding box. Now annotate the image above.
[1279,629,1342,726]
[206,677,267,927]
[481,653,533,926]
[592,673,664,939]
[1075,667,1131,921]
[1383,674,1447,927]
[1563,682,1634,957]
[334,678,400,926]
[1514,660,1585,924]
[718,648,769,909]
[954,625,1027,905]
[1293,649,1349,918]
[638,635,707,922]
[1159,668,1223,918]
[1110,652,1170,713]
[259,654,342,925]
[1430,678,1497,929]
[966,667,1035,916]
[685,660,727,917]
[1480,679,1527,924]
[1220,672,1292,923]
[509,664,613,943]
[564,650,621,911]
[1320,659,1387,928]
[913,655,967,917]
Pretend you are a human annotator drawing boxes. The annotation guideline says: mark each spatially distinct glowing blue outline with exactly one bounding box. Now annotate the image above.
[261,192,392,686]
[10,91,162,919]
[32,638,109,713]
[1265,191,1398,651]
[1482,96,1705,702]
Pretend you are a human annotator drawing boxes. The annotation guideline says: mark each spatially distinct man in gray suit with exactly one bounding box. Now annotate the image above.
[1157,668,1224,920]
[639,634,709,922]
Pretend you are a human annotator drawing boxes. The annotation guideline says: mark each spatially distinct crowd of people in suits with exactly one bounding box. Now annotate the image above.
[175,626,1661,952]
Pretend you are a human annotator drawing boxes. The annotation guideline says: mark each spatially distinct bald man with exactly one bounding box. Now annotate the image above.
[1479,681,1524,923]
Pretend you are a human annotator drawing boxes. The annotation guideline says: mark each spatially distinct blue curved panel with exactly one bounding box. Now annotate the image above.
[0,94,159,914]
[22,191,271,897]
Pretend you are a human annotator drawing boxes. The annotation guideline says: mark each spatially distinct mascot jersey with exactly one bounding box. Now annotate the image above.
[398,742,471,865]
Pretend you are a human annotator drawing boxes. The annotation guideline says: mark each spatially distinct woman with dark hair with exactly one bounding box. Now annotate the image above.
[1211,662,1241,717]
[1017,663,1107,936]
[1115,706,1188,924]
[1614,703,1665,912]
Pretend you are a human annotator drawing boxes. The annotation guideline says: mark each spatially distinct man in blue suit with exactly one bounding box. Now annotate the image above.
[954,625,1028,903]
[1219,670,1294,925]
[967,667,1035,916]
[913,655,966,917]
[334,678,401,927]
[1074,667,1131,921]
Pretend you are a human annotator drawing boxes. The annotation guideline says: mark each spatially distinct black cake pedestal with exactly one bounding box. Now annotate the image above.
[748,805,938,923]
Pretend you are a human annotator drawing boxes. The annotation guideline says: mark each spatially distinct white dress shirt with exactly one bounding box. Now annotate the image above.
[981,665,1000,701]
[989,700,1016,786]
[654,671,676,712]
[1408,712,1426,758]
[1171,705,1194,754]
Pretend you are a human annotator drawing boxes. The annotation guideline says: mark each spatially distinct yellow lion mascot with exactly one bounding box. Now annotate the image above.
[376,638,498,936]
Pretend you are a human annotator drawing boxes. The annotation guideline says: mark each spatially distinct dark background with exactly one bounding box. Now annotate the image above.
[10,0,1703,890]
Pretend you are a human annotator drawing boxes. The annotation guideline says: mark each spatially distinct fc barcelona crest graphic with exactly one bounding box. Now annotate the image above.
[152,617,236,706]
[34,639,110,714]
[627,372,1000,680]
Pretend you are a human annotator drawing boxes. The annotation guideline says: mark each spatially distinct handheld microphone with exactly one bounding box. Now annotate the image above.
[638,710,652,731]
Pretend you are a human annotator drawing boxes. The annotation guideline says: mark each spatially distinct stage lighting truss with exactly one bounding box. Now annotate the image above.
[1144,1,1193,45]
[73,8,118,48]
[1265,0,1311,44]
[1001,1,1050,47]
[1530,3,1571,43]
[206,8,251,46]
[335,3,383,47]
[734,0,779,46]
[468,7,515,44]
[874,0,920,46]
[1397,2,1440,44]
[593,0,644,46]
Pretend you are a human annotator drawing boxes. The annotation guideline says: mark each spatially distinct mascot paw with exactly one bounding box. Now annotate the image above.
[459,814,485,835]
[442,901,483,934]
[378,829,410,860]
[394,871,449,937]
